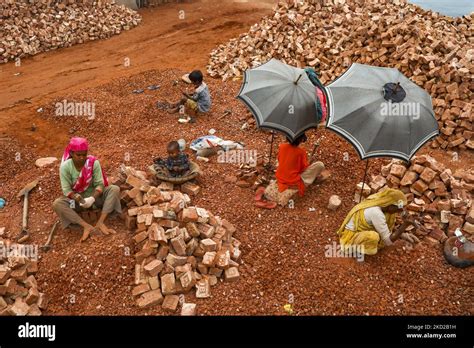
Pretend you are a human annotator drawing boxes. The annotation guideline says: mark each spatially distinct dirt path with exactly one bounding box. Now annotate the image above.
[0,0,276,155]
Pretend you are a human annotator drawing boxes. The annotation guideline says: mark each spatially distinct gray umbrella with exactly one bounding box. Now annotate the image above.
[237,58,318,141]
[325,63,439,162]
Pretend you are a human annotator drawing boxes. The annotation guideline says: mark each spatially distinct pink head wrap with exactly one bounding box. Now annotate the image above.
[62,137,89,163]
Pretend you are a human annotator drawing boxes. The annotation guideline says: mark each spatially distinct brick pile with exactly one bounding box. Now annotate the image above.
[0,241,47,316]
[116,166,241,315]
[0,0,141,64]
[360,155,473,244]
[207,0,473,150]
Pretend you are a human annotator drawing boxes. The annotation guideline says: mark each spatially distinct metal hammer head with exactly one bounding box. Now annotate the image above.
[17,179,39,198]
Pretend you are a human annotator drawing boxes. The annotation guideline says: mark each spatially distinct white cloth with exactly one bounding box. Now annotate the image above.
[345,206,393,246]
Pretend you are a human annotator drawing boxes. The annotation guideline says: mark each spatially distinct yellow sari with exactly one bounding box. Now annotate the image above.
[336,189,407,255]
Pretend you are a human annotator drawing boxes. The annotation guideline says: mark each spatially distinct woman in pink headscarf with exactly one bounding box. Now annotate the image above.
[53,137,121,242]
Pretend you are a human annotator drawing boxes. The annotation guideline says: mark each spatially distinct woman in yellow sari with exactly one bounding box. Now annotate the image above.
[337,188,417,255]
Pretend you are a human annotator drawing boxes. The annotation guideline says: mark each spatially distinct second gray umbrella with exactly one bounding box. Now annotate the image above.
[325,63,439,162]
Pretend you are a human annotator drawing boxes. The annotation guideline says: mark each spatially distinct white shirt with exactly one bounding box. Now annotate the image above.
[345,206,393,246]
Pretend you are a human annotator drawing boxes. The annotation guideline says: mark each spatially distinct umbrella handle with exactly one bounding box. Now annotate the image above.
[294,74,303,85]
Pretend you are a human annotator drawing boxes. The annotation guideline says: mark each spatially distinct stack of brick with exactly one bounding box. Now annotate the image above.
[0,0,141,64]
[231,159,269,190]
[118,166,242,315]
[361,155,473,243]
[0,241,47,316]
[207,0,473,150]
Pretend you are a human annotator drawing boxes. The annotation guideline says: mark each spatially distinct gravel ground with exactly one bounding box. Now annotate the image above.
[0,69,471,315]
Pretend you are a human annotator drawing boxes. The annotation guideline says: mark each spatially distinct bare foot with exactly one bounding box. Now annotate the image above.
[80,224,96,242]
[96,222,116,236]
[167,107,179,114]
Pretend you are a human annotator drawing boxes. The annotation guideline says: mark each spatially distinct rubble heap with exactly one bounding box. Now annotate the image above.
[0,0,142,64]
[207,0,473,150]
[359,155,473,244]
[0,241,47,316]
[116,166,241,315]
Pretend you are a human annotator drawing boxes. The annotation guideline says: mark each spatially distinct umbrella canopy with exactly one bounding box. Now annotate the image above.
[325,63,439,162]
[237,59,318,141]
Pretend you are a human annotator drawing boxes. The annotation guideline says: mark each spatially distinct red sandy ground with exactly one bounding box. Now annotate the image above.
[0,1,472,315]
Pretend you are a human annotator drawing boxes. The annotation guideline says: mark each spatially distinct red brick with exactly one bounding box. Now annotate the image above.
[186,222,200,237]
[466,208,474,224]
[411,180,428,194]
[195,279,211,299]
[37,293,48,310]
[224,267,240,282]
[200,238,217,252]
[162,295,179,312]
[197,263,208,274]
[156,245,169,261]
[463,222,474,234]
[161,273,176,295]
[170,235,187,256]
[186,238,199,256]
[158,219,180,229]
[198,224,215,239]
[0,267,11,284]
[419,167,437,183]
[181,303,196,316]
[181,182,201,196]
[390,164,407,178]
[179,270,196,291]
[148,276,160,290]
[132,283,151,297]
[144,260,164,277]
[429,227,447,242]
[411,164,425,174]
[215,249,231,269]
[202,252,217,267]
[399,171,417,186]
[181,207,199,223]
[25,287,39,305]
[133,231,148,244]
[221,219,237,233]
[137,289,163,308]
[166,253,188,267]
[10,298,30,315]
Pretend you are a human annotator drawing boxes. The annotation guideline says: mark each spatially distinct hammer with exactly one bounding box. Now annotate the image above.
[41,221,59,252]
[16,179,38,243]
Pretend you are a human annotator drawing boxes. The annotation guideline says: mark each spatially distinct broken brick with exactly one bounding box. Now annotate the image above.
[224,267,240,282]
[161,273,176,296]
[144,260,164,277]
[181,303,196,316]
[137,290,163,308]
[162,295,179,312]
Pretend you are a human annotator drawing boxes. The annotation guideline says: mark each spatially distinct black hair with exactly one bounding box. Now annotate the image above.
[287,133,307,146]
[189,70,203,83]
[167,141,180,152]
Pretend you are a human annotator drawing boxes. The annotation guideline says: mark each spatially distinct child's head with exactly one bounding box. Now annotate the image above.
[189,70,203,86]
[167,141,180,158]
[287,133,307,147]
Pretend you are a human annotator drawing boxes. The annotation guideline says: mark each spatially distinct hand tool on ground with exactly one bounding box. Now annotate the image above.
[40,221,59,252]
[16,179,38,243]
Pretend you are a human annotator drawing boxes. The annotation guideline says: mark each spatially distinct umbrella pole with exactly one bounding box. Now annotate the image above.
[359,159,370,203]
[268,132,275,167]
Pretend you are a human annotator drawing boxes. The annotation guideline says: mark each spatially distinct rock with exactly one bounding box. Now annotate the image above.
[327,195,342,211]
[34,157,57,168]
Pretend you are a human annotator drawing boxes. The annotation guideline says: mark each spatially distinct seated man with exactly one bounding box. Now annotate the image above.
[53,137,121,242]
[336,188,418,255]
[260,133,325,208]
